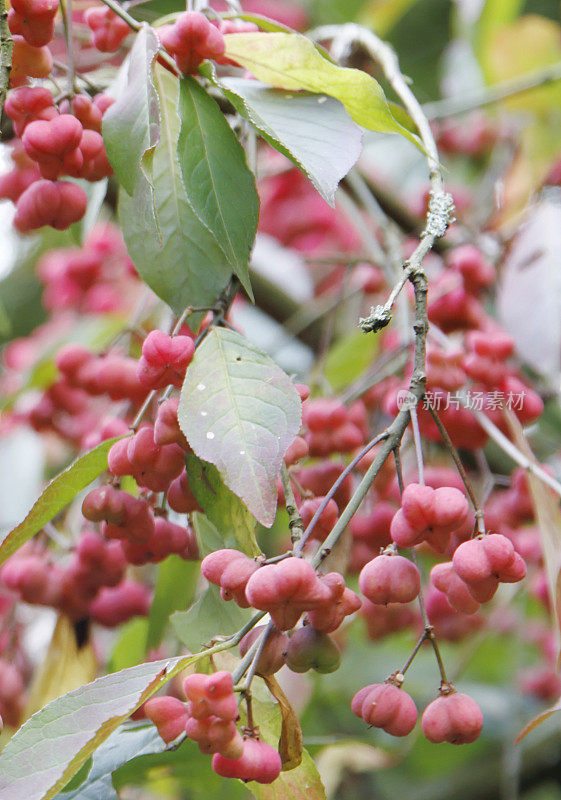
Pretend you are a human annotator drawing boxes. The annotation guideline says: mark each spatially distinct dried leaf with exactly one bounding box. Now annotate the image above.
[505,410,561,665]
[23,616,97,721]
[263,675,303,770]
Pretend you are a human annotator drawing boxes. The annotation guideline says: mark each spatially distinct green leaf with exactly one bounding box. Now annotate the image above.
[0,295,11,336]
[178,327,302,527]
[102,24,160,195]
[250,750,327,799]
[177,76,259,298]
[55,724,167,800]
[171,584,252,653]
[192,512,230,557]
[0,655,199,800]
[186,454,261,556]
[0,436,126,566]
[108,618,150,673]
[324,328,379,391]
[222,32,418,146]
[214,74,363,206]
[146,555,199,650]
[119,67,232,318]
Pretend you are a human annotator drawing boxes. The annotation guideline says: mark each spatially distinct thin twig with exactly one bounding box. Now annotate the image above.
[400,631,428,676]
[243,619,274,690]
[98,0,142,31]
[305,24,452,569]
[53,59,101,92]
[393,446,404,494]
[231,632,262,686]
[294,431,389,556]
[470,405,561,498]
[409,405,424,485]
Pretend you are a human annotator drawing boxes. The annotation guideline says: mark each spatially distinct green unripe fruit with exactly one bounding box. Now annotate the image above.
[284,626,341,674]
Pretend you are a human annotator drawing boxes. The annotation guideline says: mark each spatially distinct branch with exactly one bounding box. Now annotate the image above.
[0,0,13,130]
[423,61,561,120]
[280,463,304,546]
[305,24,453,569]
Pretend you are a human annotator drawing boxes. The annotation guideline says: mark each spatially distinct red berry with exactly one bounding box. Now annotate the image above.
[430,562,480,614]
[90,579,151,627]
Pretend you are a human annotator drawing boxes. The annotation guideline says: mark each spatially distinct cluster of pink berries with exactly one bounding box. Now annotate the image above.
[352,677,483,744]
[201,552,360,674]
[353,680,483,744]
[84,4,130,52]
[35,222,137,315]
[0,532,151,625]
[145,671,282,783]
[203,552,360,632]
[2,322,203,629]
[302,397,369,457]
[159,11,225,74]
[431,533,526,614]
[389,482,470,552]
[3,87,115,232]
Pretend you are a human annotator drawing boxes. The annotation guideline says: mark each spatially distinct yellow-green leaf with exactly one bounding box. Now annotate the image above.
[223,32,419,146]
[0,436,127,566]
[186,454,261,557]
[480,15,561,113]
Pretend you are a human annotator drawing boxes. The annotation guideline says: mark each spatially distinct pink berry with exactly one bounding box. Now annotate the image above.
[212,738,282,784]
[359,553,420,605]
[144,696,189,743]
[421,691,483,744]
[353,682,418,736]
